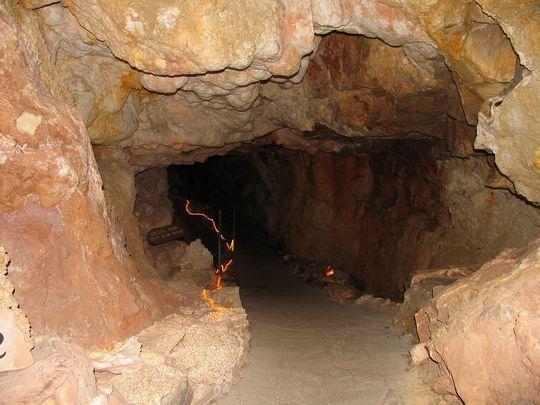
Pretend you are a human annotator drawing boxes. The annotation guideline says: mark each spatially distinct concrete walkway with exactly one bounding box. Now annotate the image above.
[216,237,437,405]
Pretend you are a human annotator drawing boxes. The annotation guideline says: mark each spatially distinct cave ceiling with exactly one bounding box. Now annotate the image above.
[14,0,540,203]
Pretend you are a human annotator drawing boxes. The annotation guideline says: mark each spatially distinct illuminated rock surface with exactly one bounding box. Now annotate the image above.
[415,241,540,403]
[1,0,539,402]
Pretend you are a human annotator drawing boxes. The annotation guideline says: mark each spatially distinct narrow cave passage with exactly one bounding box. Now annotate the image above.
[164,140,456,403]
[162,135,540,403]
[169,139,447,299]
[3,1,540,403]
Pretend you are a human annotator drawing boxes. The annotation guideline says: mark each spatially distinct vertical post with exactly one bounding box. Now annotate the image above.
[210,195,213,221]
[217,209,222,272]
[232,209,236,244]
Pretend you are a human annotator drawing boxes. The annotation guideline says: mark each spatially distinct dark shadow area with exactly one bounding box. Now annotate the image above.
[167,138,449,300]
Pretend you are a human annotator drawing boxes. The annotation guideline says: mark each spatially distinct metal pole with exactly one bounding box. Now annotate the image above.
[217,209,222,271]
[210,196,213,221]
[232,209,236,244]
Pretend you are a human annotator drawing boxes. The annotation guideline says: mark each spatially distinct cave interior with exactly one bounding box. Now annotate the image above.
[1,1,540,403]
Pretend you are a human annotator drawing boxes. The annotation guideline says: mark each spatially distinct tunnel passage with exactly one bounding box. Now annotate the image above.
[3,0,540,402]
[164,135,540,300]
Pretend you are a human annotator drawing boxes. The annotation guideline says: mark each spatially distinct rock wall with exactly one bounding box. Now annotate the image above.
[0,247,32,350]
[177,139,540,298]
[134,167,205,279]
[415,240,540,402]
[11,0,538,205]
[252,144,446,298]
[98,159,158,277]
[0,4,180,349]
[427,157,540,268]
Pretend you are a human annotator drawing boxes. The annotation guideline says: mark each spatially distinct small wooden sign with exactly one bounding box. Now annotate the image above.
[147,224,184,246]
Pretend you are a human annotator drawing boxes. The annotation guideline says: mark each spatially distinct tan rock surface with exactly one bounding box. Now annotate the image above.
[189,144,540,298]
[110,278,249,404]
[0,5,180,348]
[0,334,97,404]
[0,248,32,350]
[11,0,537,211]
[2,0,540,401]
[415,241,540,402]
[0,310,33,372]
[60,0,313,77]
[394,266,474,336]
[14,0,533,207]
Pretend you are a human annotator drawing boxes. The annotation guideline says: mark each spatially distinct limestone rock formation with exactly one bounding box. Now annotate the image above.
[176,144,540,298]
[11,0,536,206]
[0,334,97,404]
[0,4,180,348]
[0,248,32,350]
[106,276,249,404]
[394,267,474,336]
[475,0,540,203]
[2,0,540,401]
[0,310,33,372]
[415,241,540,402]
[0,248,33,372]
[60,0,314,77]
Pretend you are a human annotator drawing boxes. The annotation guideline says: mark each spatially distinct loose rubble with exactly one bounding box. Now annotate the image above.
[284,255,363,303]
[90,242,249,404]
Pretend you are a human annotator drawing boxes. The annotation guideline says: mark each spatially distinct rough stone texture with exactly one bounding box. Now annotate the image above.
[0,247,31,374]
[394,267,474,336]
[20,0,58,9]
[90,336,143,375]
[98,163,215,282]
[135,168,175,242]
[300,33,459,138]
[474,0,540,204]
[0,248,32,350]
[415,241,540,403]
[99,159,158,277]
[426,157,540,267]
[133,167,214,279]
[59,0,314,77]
[0,310,33,372]
[409,343,429,367]
[16,0,536,206]
[180,240,214,273]
[109,278,249,404]
[0,334,97,404]
[2,0,540,401]
[176,143,540,298]
[0,4,180,348]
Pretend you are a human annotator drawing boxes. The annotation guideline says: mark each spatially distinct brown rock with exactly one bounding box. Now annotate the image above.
[19,0,59,9]
[409,343,429,366]
[323,283,359,302]
[8,0,538,210]
[0,310,33,372]
[0,248,32,350]
[90,337,143,375]
[0,4,180,349]
[60,0,313,77]
[0,334,97,404]
[415,241,540,403]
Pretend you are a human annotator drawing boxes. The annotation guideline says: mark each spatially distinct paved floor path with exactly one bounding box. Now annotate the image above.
[216,234,437,405]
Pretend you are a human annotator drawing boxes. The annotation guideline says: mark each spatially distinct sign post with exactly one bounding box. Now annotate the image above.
[146,224,184,246]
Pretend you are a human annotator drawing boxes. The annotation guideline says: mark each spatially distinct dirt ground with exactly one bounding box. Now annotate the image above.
[216,234,442,405]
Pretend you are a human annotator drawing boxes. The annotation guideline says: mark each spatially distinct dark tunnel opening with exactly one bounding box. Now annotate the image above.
[167,138,449,301]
